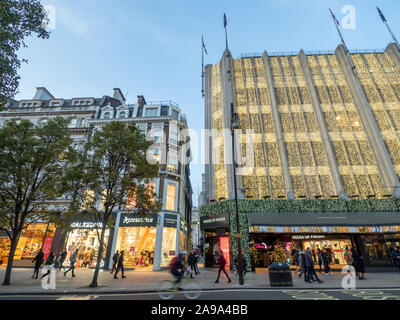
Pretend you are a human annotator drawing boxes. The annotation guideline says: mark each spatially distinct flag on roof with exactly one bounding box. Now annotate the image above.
[377,7,387,23]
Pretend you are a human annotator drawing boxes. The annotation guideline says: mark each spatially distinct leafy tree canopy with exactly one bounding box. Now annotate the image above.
[0,0,49,109]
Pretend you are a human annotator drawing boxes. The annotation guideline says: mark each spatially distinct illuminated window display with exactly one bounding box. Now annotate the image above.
[65,228,109,268]
[0,223,55,265]
[115,227,156,269]
[161,227,177,267]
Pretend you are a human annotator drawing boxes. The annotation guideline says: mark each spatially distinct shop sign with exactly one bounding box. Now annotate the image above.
[200,213,230,230]
[42,237,54,261]
[119,213,158,227]
[292,234,326,240]
[164,214,178,228]
[70,221,103,229]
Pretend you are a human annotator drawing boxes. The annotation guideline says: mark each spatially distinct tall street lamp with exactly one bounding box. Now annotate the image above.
[230,102,244,285]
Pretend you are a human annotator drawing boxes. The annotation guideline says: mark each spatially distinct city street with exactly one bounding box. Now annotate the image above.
[0,266,399,299]
[1,288,400,300]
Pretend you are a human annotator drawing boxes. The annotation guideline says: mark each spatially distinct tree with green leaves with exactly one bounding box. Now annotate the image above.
[0,118,77,285]
[70,121,161,288]
[0,0,49,109]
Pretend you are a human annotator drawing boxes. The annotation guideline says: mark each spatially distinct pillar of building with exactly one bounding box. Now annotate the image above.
[335,44,400,197]
[298,49,347,199]
[262,51,295,199]
[204,64,216,202]
[153,212,165,271]
[108,212,121,270]
[219,49,244,200]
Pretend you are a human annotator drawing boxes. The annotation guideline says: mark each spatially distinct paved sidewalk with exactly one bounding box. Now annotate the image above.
[0,267,399,295]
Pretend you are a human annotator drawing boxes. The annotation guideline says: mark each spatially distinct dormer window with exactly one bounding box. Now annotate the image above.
[119,111,126,118]
[172,110,179,120]
[103,112,111,119]
[145,108,158,117]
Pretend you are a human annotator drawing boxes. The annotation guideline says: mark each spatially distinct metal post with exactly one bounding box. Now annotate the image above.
[230,103,244,285]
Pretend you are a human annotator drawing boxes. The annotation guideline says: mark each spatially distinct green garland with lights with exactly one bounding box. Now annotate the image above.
[199,198,400,269]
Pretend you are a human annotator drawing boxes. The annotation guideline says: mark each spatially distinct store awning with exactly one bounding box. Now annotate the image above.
[247,211,400,227]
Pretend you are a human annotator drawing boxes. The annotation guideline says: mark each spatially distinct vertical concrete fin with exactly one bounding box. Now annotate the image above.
[335,44,400,197]
[298,49,347,199]
[262,51,295,199]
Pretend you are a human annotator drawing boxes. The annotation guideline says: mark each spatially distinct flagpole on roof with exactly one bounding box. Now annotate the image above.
[376,7,400,48]
[329,8,357,76]
[201,35,208,99]
[224,13,229,50]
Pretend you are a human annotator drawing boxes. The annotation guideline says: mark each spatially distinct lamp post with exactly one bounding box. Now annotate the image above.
[230,102,244,285]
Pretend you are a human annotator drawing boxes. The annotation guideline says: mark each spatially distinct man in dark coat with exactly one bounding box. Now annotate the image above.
[215,250,231,284]
[114,250,126,279]
[351,248,366,279]
[64,249,78,278]
[32,249,44,279]
[234,252,247,277]
[391,246,400,273]
[188,250,196,278]
[110,250,119,273]
[305,248,323,283]
[58,250,67,271]
[171,252,186,284]
[41,252,55,279]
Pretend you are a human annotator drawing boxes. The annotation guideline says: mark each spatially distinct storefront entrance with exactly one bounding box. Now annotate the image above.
[116,227,156,269]
[65,228,110,268]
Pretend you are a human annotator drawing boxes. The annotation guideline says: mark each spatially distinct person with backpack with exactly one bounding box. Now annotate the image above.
[110,250,119,273]
[114,250,126,279]
[64,249,78,278]
[170,251,187,284]
[32,249,44,279]
[215,250,231,284]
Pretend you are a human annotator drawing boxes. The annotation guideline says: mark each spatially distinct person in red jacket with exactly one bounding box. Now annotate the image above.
[215,250,231,284]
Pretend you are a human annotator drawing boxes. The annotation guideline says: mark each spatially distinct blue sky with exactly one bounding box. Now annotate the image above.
[16,0,400,206]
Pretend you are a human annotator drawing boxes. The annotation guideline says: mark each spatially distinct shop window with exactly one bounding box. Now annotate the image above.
[116,227,156,269]
[65,229,109,268]
[161,227,177,267]
[165,183,176,211]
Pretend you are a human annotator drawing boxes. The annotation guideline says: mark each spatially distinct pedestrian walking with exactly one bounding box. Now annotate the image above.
[188,249,196,278]
[391,246,400,273]
[215,250,231,284]
[41,252,55,279]
[110,250,119,273]
[351,248,366,280]
[316,248,323,272]
[344,247,353,267]
[58,250,67,271]
[114,250,126,279]
[293,249,300,275]
[298,250,308,281]
[322,248,333,275]
[64,249,78,278]
[305,248,323,283]
[32,249,44,279]
[194,249,200,274]
[169,252,186,284]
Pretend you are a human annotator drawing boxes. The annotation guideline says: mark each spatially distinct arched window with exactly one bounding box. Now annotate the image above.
[103,112,111,119]
[119,111,126,118]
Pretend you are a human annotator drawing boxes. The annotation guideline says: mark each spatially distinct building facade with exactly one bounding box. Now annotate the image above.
[0,88,193,271]
[201,43,400,270]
